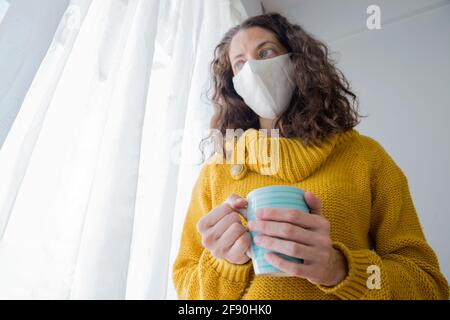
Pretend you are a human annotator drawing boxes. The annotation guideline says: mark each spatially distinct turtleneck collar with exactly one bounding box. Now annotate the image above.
[225,128,359,183]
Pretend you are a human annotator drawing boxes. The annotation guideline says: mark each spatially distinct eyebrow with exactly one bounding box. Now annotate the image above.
[232,40,279,63]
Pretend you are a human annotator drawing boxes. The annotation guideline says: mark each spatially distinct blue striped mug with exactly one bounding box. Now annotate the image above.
[240,185,310,276]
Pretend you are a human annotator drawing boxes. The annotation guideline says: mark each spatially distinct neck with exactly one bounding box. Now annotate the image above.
[259,117,275,130]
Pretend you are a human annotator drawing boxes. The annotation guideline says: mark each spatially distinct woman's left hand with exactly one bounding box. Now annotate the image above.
[247,191,348,287]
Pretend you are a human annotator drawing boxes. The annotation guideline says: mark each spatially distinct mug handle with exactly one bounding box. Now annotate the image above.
[236,207,253,259]
[238,207,247,220]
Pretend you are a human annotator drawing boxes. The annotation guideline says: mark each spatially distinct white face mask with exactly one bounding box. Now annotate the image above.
[232,53,296,120]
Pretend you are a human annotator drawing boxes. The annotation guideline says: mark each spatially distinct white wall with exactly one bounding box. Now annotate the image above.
[244,0,450,282]
[241,0,263,16]
[0,0,69,148]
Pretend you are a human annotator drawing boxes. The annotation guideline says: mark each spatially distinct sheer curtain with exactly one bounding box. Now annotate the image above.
[0,0,70,148]
[0,1,9,23]
[0,0,247,299]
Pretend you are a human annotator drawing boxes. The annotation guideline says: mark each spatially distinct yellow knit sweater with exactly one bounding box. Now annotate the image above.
[172,128,449,300]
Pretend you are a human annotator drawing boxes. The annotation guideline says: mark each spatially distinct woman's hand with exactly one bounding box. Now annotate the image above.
[197,193,251,265]
[247,191,348,287]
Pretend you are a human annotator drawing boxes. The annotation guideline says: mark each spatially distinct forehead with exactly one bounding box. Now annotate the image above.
[229,26,280,59]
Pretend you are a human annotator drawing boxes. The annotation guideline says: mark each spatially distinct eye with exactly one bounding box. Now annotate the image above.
[260,48,275,59]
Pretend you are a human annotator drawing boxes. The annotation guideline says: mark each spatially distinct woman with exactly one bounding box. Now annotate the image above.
[172,13,448,299]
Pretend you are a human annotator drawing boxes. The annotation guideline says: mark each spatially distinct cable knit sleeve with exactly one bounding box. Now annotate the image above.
[318,138,449,299]
[172,161,253,300]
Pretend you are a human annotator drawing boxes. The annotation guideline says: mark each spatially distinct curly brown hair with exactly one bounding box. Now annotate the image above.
[201,12,364,161]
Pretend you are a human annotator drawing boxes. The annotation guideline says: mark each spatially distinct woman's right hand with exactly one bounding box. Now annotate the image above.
[197,193,251,265]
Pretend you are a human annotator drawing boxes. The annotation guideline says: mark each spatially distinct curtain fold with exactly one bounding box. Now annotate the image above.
[0,0,247,299]
[0,0,71,148]
[163,0,248,300]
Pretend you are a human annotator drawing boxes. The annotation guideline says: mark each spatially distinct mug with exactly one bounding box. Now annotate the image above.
[240,185,310,276]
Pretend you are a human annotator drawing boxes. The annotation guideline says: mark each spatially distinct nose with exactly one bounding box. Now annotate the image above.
[244,51,259,61]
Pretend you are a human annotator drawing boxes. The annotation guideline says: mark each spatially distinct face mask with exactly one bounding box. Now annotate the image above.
[232,53,296,120]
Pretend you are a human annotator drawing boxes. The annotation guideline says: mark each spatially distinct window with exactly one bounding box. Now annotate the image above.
[0,0,10,24]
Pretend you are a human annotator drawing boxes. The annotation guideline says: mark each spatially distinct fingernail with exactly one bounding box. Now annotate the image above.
[247,221,254,229]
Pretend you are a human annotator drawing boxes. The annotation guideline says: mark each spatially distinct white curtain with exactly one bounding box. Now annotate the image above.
[0,0,247,299]
[0,1,9,23]
[0,0,70,147]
